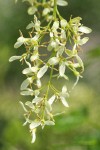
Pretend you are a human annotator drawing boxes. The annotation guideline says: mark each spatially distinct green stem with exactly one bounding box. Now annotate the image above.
[53,0,57,19]
[45,66,54,99]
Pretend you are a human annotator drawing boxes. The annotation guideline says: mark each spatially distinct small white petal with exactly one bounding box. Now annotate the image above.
[42,8,50,16]
[30,121,41,130]
[22,66,38,74]
[78,26,92,34]
[62,85,67,93]
[78,37,89,45]
[52,21,59,29]
[60,96,69,107]
[28,6,37,15]
[36,79,41,88]
[14,42,23,48]
[20,77,32,90]
[9,56,21,62]
[20,89,34,96]
[25,101,35,109]
[45,121,55,126]
[26,22,34,29]
[60,19,67,28]
[32,97,42,104]
[31,128,36,143]
[57,0,68,6]
[59,62,66,77]
[48,57,59,65]
[37,65,48,79]
[48,95,56,105]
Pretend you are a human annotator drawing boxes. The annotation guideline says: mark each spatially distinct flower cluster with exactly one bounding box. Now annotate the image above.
[10,0,92,143]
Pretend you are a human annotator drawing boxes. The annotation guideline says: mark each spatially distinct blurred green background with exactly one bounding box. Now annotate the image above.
[0,0,100,150]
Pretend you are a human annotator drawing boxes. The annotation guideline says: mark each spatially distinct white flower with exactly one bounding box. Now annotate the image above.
[30,121,41,130]
[60,85,69,107]
[28,6,37,15]
[78,26,92,34]
[48,57,59,65]
[60,19,67,28]
[48,95,56,105]
[37,65,48,79]
[52,21,59,29]
[31,128,36,143]
[59,62,66,77]
[57,0,68,6]
[20,77,33,90]
[9,56,21,62]
[42,8,50,16]
[14,37,25,48]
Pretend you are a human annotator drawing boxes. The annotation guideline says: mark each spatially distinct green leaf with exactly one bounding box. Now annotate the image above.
[37,65,48,79]
[9,56,21,62]
[57,0,68,6]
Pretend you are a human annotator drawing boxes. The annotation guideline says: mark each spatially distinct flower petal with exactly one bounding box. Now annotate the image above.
[37,65,48,79]
[9,56,21,62]
[60,96,69,107]
[48,95,56,105]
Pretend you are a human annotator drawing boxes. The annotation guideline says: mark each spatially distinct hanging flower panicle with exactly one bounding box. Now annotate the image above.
[10,0,92,143]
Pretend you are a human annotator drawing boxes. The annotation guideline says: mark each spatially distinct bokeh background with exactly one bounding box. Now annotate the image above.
[0,0,100,150]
